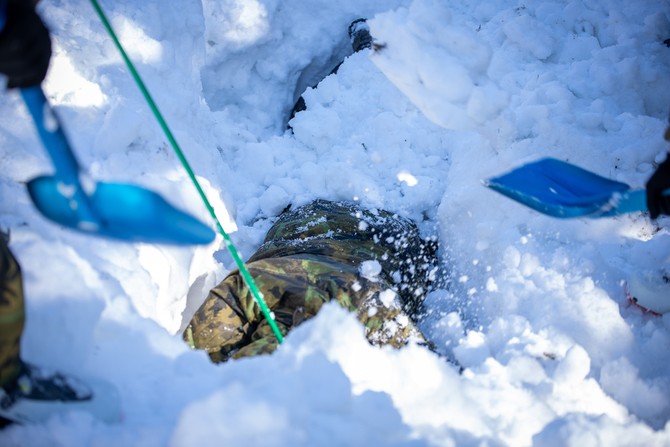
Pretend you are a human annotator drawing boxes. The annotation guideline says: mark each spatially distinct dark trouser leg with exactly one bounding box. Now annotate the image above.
[0,238,25,388]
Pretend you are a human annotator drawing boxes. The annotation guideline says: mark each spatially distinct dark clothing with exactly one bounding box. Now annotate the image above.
[0,237,25,388]
[0,0,51,88]
[646,153,670,219]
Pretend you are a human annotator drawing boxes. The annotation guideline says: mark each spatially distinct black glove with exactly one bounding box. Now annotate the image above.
[0,1,51,88]
[646,154,670,219]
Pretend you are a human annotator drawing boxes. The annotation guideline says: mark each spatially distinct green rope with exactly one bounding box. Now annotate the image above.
[89,0,284,344]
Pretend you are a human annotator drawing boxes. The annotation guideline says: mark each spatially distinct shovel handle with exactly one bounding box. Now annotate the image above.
[21,86,101,229]
[20,86,81,182]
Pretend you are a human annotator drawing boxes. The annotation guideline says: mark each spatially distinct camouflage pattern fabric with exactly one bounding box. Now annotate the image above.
[0,237,25,387]
[185,200,437,362]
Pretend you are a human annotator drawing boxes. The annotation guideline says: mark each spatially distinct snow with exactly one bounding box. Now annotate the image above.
[1,0,670,445]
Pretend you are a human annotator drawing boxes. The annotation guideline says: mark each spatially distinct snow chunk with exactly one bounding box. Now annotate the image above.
[360,260,382,281]
[370,0,508,131]
[259,185,290,217]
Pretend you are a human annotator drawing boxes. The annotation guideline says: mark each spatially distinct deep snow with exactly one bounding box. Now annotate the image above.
[1,0,670,445]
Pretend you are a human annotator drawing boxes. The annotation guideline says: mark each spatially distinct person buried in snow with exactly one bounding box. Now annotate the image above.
[184,200,440,362]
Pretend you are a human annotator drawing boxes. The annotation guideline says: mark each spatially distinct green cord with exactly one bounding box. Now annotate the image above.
[89,0,284,344]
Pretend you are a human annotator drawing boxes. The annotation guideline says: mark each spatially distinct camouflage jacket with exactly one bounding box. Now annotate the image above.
[0,236,25,387]
[185,200,437,362]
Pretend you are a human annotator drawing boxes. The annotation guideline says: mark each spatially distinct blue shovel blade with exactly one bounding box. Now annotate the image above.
[27,176,216,245]
[485,158,631,218]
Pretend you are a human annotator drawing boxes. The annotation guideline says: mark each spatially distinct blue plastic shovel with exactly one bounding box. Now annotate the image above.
[21,86,215,244]
[484,158,651,218]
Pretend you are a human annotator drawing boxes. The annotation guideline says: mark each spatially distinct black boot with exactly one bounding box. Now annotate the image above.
[348,18,372,53]
[0,361,109,425]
